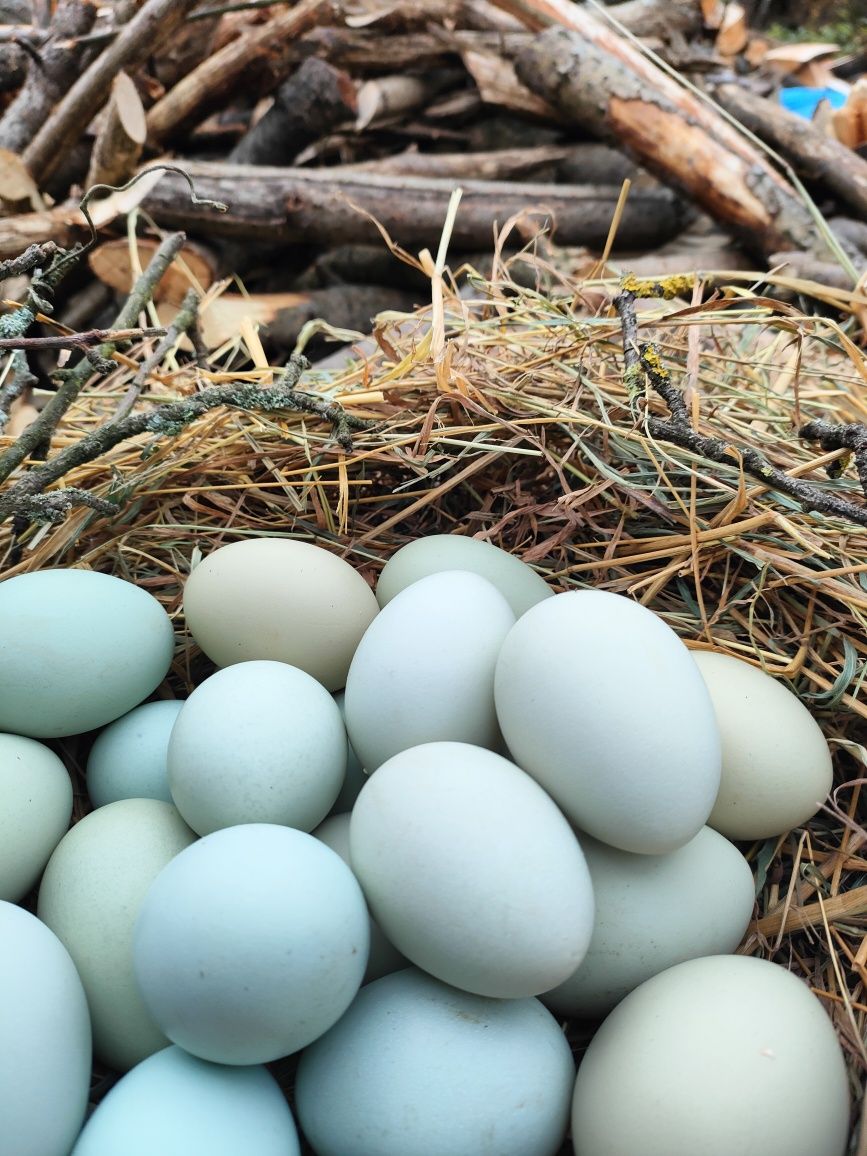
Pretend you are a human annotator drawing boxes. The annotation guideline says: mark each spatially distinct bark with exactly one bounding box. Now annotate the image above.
[603,0,703,38]
[343,144,573,180]
[0,0,97,154]
[715,82,867,222]
[141,159,686,250]
[511,18,827,257]
[230,57,356,166]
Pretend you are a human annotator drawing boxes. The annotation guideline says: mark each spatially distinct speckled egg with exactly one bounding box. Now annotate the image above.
[0,733,72,901]
[87,700,182,807]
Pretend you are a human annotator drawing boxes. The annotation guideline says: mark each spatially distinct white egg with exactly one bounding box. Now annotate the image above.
[541,827,755,1018]
[87,700,182,807]
[133,824,369,1064]
[313,813,406,983]
[0,733,72,901]
[349,742,595,998]
[295,968,575,1156]
[494,590,721,854]
[693,651,834,840]
[570,955,850,1156]
[0,902,91,1156]
[344,571,515,772]
[182,538,378,690]
[72,1046,300,1156]
[38,798,197,1071]
[167,661,346,835]
[376,533,553,617]
[0,568,174,738]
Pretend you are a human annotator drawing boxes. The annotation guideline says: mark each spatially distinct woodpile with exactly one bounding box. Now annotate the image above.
[0,0,863,358]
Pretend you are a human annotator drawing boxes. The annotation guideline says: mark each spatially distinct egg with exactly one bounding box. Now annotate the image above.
[72,1046,300,1156]
[541,827,755,1018]
[494,590,721,854]
[295,968,575,1156]
[38,798,197,1071]
[133,823,369,1064]
[344,571,515,772]
[167,661,345,835]
[329,690,367,814]
[0,733,72,901]
[349,741,595,998]
[182,538,378,690]
[313,813,406,983]
[570,955,850,1156]
[0,568,175,738]
[87,700,182,807]
[0,901,91,1156]
[692,651,834,840]
[376,533,554,617]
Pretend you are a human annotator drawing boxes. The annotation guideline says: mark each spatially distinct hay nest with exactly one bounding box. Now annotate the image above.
[3,246,867,1132]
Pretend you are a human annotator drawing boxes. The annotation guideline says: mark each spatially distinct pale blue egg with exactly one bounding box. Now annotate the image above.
[0,569,174,738]
[87,700,183,807]
[295,968,575,1156]
[72,1046,300,1156]
[0,901,91,1156]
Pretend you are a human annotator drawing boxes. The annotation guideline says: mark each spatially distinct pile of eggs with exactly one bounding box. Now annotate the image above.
[0,535,851,1156]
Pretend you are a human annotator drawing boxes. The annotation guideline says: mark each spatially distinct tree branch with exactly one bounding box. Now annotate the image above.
[614,286,867,528]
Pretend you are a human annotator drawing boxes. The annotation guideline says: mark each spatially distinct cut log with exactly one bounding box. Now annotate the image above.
[715,82,867,221]
[85,71,147,191]
[230,57,356,166]
[89,237,216,305]
[496,0,831,257]
[141,160,687,251]
[146,0,332,144]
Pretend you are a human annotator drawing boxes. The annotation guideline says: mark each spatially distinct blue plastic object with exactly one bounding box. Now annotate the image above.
[779,85,847,119]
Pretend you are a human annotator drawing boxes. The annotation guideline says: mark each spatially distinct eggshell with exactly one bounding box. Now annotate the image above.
[541,827,755,1018]
[72,1046,300,1156]
[37,798,197,1071]
[570,955,850,1156]
[313,813,406,983]
[349,741,595,998]
[0,901,91,1156]
[494,590,721,854]
[0,733,72,901]
[693,651,834,840]
[376,533,553,617]
[182,538,378,690]
[344,572,515,772]
[167,661,345,835]
[329,690,367,813]
[0,568,174,738]
[133,823,369,1064]
[296,967,574,1156]
[87,700,182,807]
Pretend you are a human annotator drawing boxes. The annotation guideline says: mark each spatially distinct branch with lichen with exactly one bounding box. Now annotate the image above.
[614,283,867,528]
[0,231,188,484]
[0,356,376,524]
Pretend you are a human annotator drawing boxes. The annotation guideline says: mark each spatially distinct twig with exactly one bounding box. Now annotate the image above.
[0,326,167,350]
[0,351,36,433]
[614,286,867,529]
[799,421,867,497]
[0,232,187,484]
[22,0,203,185]
[0,356,377,524]
[112,289,203,423]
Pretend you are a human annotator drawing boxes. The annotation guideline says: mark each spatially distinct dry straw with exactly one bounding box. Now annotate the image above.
[3,230,867,1135]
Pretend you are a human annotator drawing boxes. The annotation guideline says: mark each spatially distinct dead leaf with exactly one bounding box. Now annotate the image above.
[0,148,43,211]
[763,41,839,72]
[700,0,725,29]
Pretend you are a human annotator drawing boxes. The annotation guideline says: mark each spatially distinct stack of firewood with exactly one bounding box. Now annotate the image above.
[0,0,864,359]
